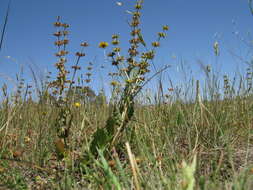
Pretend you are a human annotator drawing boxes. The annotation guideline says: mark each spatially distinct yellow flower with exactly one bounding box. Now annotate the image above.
[35,176,44,185]
[158,32,166,38]
[110,81,119,86]
[126,79,135,84]
[135,3,142,9]
[24,136,31,143]
[55,50,69,57]
[54,22,61,27]
[75,52,85,57]
[99,42,109,48]
[112,40,119,45]
[113,47,121,52]
[35,176,42,181]
[74,102,81,107]
[152,42,160,47]
[163,25,169,31]
[142,51,155,60]
[112,34,119,39]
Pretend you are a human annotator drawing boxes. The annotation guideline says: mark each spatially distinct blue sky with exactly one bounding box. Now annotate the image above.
[0,0,252,96]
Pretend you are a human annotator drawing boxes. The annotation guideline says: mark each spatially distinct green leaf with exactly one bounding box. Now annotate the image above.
[90,128,110,155]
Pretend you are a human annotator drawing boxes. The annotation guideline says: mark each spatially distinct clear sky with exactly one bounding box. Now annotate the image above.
[0,0,252,96]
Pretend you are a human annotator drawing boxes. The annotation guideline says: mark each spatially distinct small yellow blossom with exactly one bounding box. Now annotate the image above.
[55,50,69,57]
[110,81,119,86]
[126,79,135,84]
[158,32,166,38]
[75,52,85,57]
[54,22,61,27]
[113,47,121,52]
[35,176,42,181]
[163,25,169,31]
[152,42,160,47]
[74,102,81,107]
[112,40,119,45]
[112,34,119,39]
[142,51,154,60]
[35,175,44,185]
[99,42,109,48]
[24,136,31,143]
[135,3,142,10]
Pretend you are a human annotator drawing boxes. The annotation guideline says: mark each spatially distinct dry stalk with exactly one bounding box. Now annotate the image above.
[126,142,140,190]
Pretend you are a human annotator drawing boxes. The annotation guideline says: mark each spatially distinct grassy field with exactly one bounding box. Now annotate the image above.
[1,0,253,189]
[2,83,253,190]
